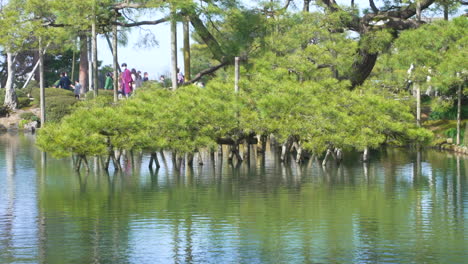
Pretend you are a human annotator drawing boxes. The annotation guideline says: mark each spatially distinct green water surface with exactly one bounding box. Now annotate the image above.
[0,133,467,263]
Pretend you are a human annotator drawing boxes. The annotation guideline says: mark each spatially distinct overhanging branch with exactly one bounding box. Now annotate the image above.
[369,0,380,13]
[112,17,168,27]
[184,62,229,85]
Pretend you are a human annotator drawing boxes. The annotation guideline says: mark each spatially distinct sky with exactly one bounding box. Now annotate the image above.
[97,21,181,81]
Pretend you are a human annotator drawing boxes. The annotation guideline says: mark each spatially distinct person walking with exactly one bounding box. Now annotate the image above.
[159,75,167,88]
[104,72,114,90]
[71,80,82,99]
[131,68,138,91]
[177,70,184,85]
[56,72,72,90]
[135,71,143,88]
[121,63,133,97]
[143,72,149,82]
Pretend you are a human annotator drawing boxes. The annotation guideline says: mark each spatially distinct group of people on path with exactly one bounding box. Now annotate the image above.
[116,63,148,98]
[55,63,199,100]
[54,63,150,100]
[55,72,82,99]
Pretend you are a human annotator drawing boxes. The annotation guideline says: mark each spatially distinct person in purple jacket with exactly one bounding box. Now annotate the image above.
[121,63,133,97]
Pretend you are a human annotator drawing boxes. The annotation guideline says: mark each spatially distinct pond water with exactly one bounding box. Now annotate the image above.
[0,133,467,263]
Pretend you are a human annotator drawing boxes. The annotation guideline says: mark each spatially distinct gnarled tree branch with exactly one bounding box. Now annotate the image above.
[369,0,380,13]
[184,62,229,85]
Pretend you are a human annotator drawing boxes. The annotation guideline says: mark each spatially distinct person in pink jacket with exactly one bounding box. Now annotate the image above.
[121,63,133,97]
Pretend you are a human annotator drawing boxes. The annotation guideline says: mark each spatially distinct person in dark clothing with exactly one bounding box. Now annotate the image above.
[56,72,72,90]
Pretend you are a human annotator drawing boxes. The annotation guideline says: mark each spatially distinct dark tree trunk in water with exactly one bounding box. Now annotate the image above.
[79,34,89,94]
[218,144,223,157]
[187,153,194,167]
[149,152,160,170]
[257,134,267,154]
[198,152,203,165]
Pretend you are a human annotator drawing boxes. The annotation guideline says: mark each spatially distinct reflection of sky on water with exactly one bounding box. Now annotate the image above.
[127,215,243,263]
[0,134,38,264]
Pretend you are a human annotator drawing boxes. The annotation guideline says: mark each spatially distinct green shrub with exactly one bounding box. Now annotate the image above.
[20,112,40,122]
[444,126,466,145]
[0,106,12,117]
[23,80,39,96]
[17,97,31,108]
[31,87,74,105]
[46,96,78,123]
[0,91,4,104]
[15,89,30,98]
[84,90,114,101]
[430,99,468,120]
[19,119,29,128]
[29,87,77,122]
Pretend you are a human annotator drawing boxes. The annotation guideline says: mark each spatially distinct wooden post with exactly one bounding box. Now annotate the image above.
[39,38,46,124]
[88,36,93,93]
[416,82,421,127]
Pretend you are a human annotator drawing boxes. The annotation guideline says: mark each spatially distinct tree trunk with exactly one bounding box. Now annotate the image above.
[92,16,98,97]
[349,50,378,88]
[443,4,449,21]
[257,134,267,154]
[82,155,90,171]
[281,139,292,162]
[170,10,178,91]
[416,1,422,22]
[187,153,194,167]
[112,24,119,102]
[362,147,369,162]
[39,39,46,124]
[79,34,89,94]
[457,79,462,145]
[75,156,82,171]
[71,47,76,83]
[218,144,223,157]
[88,36,93,92]
[322,149,331,167]
[303,0,310,12]
[335,148,343,163]
[198,152,203,165]
[149,152,160,170]
[183,18,191,82]
[4,52,17,109]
